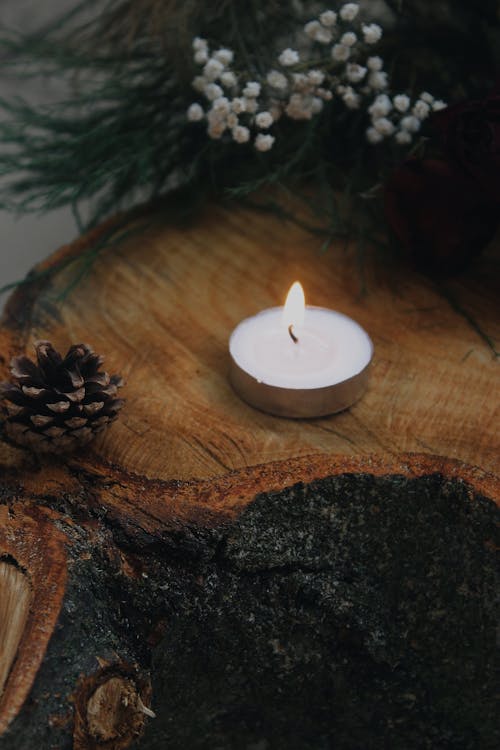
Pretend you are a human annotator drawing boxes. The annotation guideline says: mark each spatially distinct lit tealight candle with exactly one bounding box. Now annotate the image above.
[229,282,373,418]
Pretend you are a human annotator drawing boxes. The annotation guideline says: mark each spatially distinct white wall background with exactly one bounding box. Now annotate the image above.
[0,1,80,310]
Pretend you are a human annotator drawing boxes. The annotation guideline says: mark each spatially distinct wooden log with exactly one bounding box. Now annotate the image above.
[0,200,498,748]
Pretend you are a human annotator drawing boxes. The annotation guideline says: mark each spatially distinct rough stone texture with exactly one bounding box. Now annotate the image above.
[1,473,498,750]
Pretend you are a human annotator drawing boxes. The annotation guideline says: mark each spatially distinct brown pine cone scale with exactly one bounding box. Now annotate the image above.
[0,341,124,454]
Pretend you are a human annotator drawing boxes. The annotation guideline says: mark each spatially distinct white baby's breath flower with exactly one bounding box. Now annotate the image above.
[308,69,325,86]
[401,115,421,133]
[340,3,360,21]
[231,97,246,114]
[267,70,288,90]
[343,88,361,109]
[220,71,237,88]
[420,91,434,104]
[255,111,274,129]
[207,108,224,125]
[304,19,333,43]
[362,23,383,44]
[212,96,230,115]
[395,130,412,145]
[346,63,367,83]
[214,48,234,65]
[368,71,388,90]
[332,44,351,62]
[192,76,207,93]
[187,103,204,121]
[368,94,392,117]
[373,117,395,136]
[279,48,300,66]
[207,122,226,139]
[226,112,238,129]
[314,26,333,44]
[194,49,209,65]
[204,83,224,101]
[286,93,313,120]
[311,97,324,114]
[243,81,261,97]
[393,94,410,113]
[193,37,208,52]
[304,20,322,38]
[203,58,225,81]
[320,10,337,27]
[292,73,309,91]
[245,97,258,113]
[285,93,303,119]
[341,32,357,47]
[317,88,333,101]
[366,126,383,144]
[255,133,275,151]
[232,125,250,143]
[413,100,431,119]
[367,56,383,71]
[432,100,447,111]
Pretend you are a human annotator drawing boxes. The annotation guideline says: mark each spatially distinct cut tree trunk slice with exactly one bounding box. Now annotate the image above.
[0,199,498,748]
[0,200,498,479]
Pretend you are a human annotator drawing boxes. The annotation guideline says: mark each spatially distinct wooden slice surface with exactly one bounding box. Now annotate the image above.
[0,199,498,481]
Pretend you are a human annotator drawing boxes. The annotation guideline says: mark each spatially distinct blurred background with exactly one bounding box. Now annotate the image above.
[0,0,78,310]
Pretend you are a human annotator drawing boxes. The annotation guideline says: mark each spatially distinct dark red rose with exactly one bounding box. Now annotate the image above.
[433,88,500,199]
[384,158,498,277]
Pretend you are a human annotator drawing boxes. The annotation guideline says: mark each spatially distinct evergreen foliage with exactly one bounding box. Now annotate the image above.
[0,0,498,295]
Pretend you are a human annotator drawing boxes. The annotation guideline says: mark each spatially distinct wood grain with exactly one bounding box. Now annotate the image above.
[0,199,498,746]
[1,200,497,479]
[0,561,32,698]
[0,504,67,734]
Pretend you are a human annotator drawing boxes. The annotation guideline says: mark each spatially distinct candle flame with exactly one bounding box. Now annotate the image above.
[283,281,305,331]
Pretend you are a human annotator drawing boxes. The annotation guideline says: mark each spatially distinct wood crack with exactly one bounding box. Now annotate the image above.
[0,559,32,699]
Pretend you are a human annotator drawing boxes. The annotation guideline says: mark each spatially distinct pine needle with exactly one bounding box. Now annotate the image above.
[0,0,498,299]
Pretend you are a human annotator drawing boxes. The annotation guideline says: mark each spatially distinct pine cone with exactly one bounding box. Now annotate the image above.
[0,341,124,454]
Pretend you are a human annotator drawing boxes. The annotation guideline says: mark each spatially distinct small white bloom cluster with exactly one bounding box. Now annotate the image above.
[187,4,445,150]
[366,90,447,144]
[187,37,276,150]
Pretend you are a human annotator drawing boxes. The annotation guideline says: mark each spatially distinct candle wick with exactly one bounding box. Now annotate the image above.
[288,324,299,344]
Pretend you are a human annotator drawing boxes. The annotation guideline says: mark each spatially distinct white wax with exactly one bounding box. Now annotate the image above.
[229,306,373,389]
